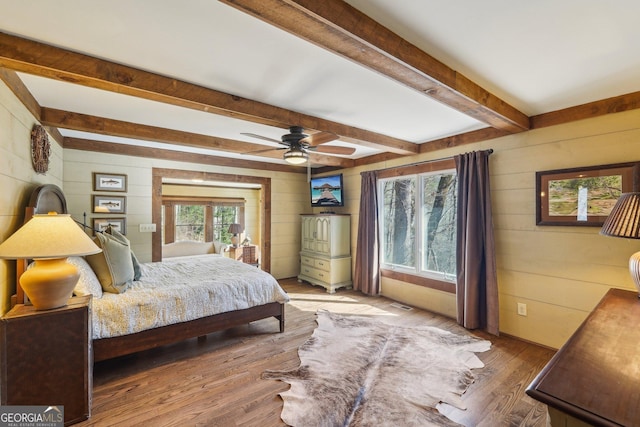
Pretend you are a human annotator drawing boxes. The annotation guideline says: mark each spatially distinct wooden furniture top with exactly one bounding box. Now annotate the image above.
[4,295,91,319]
[526,288,640,427]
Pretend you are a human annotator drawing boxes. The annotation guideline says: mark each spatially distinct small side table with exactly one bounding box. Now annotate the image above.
[228,246,244,261]
[227,245,259,266]
[0,295,92,425]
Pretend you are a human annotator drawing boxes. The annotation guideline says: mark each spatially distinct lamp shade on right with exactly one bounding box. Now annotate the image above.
[600,192,640,239]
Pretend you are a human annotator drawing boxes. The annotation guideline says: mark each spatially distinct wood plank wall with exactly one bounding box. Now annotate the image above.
[342,108,640,349]
[0,81,63,315]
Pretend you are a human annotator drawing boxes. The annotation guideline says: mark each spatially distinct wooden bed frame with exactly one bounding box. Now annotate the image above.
[17,184,285,362]
[94,302,284,362]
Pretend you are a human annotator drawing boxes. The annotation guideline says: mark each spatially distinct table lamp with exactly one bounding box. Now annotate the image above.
[600,192,640,296]
[228,223,242,247]
[0,212,101,310]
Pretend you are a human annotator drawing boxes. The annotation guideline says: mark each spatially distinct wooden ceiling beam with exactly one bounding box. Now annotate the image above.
[0,68,64,146]
[220,0,530,133]
[531,90,640,129]
[41,108,353,167]
[0,31,416,155]
[0,67,41,121]
[419,127,510,153]
[64,137,305,173]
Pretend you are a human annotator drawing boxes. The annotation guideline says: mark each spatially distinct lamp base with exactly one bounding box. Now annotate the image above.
[629,252,640,298]
[19,258,79,310]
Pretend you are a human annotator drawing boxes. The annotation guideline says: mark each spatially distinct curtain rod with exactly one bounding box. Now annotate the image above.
[366,148,493,174]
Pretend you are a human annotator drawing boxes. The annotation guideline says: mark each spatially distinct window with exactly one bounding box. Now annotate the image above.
[212,206,239,243]
[161,197,244,245]
[379,167,457,284]
[175,204,205,241]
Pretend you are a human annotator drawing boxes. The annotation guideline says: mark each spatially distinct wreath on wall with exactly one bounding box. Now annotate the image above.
[31,124,50,174]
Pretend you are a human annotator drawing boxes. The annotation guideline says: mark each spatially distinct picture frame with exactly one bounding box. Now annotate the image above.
[536,162,639,226]
[93,172,127,192]
[93,218,126,235]
[93,195,127,214]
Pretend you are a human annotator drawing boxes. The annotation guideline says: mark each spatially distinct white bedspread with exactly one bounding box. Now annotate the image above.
[92,255,289,339]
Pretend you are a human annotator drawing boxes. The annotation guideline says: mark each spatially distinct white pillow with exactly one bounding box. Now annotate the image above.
[68,256,103,298]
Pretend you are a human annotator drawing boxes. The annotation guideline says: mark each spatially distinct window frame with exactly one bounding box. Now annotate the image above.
[377,158,457,293]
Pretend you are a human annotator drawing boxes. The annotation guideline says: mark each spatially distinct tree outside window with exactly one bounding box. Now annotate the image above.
[213,206,239,244]
[421,173,457,279]
[381,177,415,268]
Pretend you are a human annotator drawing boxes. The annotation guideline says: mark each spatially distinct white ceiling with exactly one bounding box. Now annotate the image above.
[1,0,639,167]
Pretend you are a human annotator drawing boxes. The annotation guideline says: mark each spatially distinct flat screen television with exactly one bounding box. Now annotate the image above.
[310,174,344,209]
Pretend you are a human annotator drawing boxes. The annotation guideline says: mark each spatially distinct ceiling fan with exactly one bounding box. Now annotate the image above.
[242,126,355,165]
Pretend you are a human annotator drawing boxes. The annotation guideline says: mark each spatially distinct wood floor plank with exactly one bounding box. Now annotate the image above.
[77,279,555,426]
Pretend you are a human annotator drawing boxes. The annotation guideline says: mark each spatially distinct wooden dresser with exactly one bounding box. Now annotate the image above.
[298,214,352,293]
[0,295,92,425]
[526,288,640,426]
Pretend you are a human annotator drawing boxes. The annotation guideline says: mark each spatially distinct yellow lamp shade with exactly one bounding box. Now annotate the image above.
[0,213,100,259]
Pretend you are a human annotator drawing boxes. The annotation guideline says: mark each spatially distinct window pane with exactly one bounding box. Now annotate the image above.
[421,173,457,278]
[213,206,238,244]
[175,205,205,241]
[381,177,416,267]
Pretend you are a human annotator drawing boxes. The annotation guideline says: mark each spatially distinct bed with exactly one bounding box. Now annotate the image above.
[16,184,288,362]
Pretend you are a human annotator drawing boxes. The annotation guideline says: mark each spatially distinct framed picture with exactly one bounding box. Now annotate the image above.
[93,195,127,214]
[536,162,639,226]
[93,218,126,235]
[93,172,127,192]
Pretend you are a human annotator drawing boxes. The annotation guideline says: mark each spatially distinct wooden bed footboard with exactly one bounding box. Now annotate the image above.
[93,302,285,362]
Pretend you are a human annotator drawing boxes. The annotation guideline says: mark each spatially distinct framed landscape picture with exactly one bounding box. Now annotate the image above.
[93,172,127,192]
[93,195,127,214]
[536,162,639,226]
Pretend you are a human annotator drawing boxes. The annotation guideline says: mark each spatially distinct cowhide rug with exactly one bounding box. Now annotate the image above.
[262,310,491,427]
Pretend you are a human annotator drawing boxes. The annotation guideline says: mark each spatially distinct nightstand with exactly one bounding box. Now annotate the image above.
[0,295,92,425]
[228,245,259,265]
[227,246,244,261]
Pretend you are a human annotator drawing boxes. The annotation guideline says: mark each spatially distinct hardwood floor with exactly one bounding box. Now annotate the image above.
[78,279,555,426]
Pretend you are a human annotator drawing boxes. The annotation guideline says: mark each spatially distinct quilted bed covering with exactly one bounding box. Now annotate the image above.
[92,255,289,339]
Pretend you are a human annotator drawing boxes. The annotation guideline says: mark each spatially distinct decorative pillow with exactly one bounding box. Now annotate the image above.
[104,226,142,280]
[85,230,134,294]
[67,256,103,298]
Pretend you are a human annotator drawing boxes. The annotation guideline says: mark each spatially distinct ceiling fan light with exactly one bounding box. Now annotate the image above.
[283,148,309,165]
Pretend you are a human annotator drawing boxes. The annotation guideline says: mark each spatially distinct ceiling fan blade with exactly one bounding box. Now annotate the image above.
[301,131,338,146]
[241,132,287,146]
[312,145,356,155]
[243,147,287,155]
